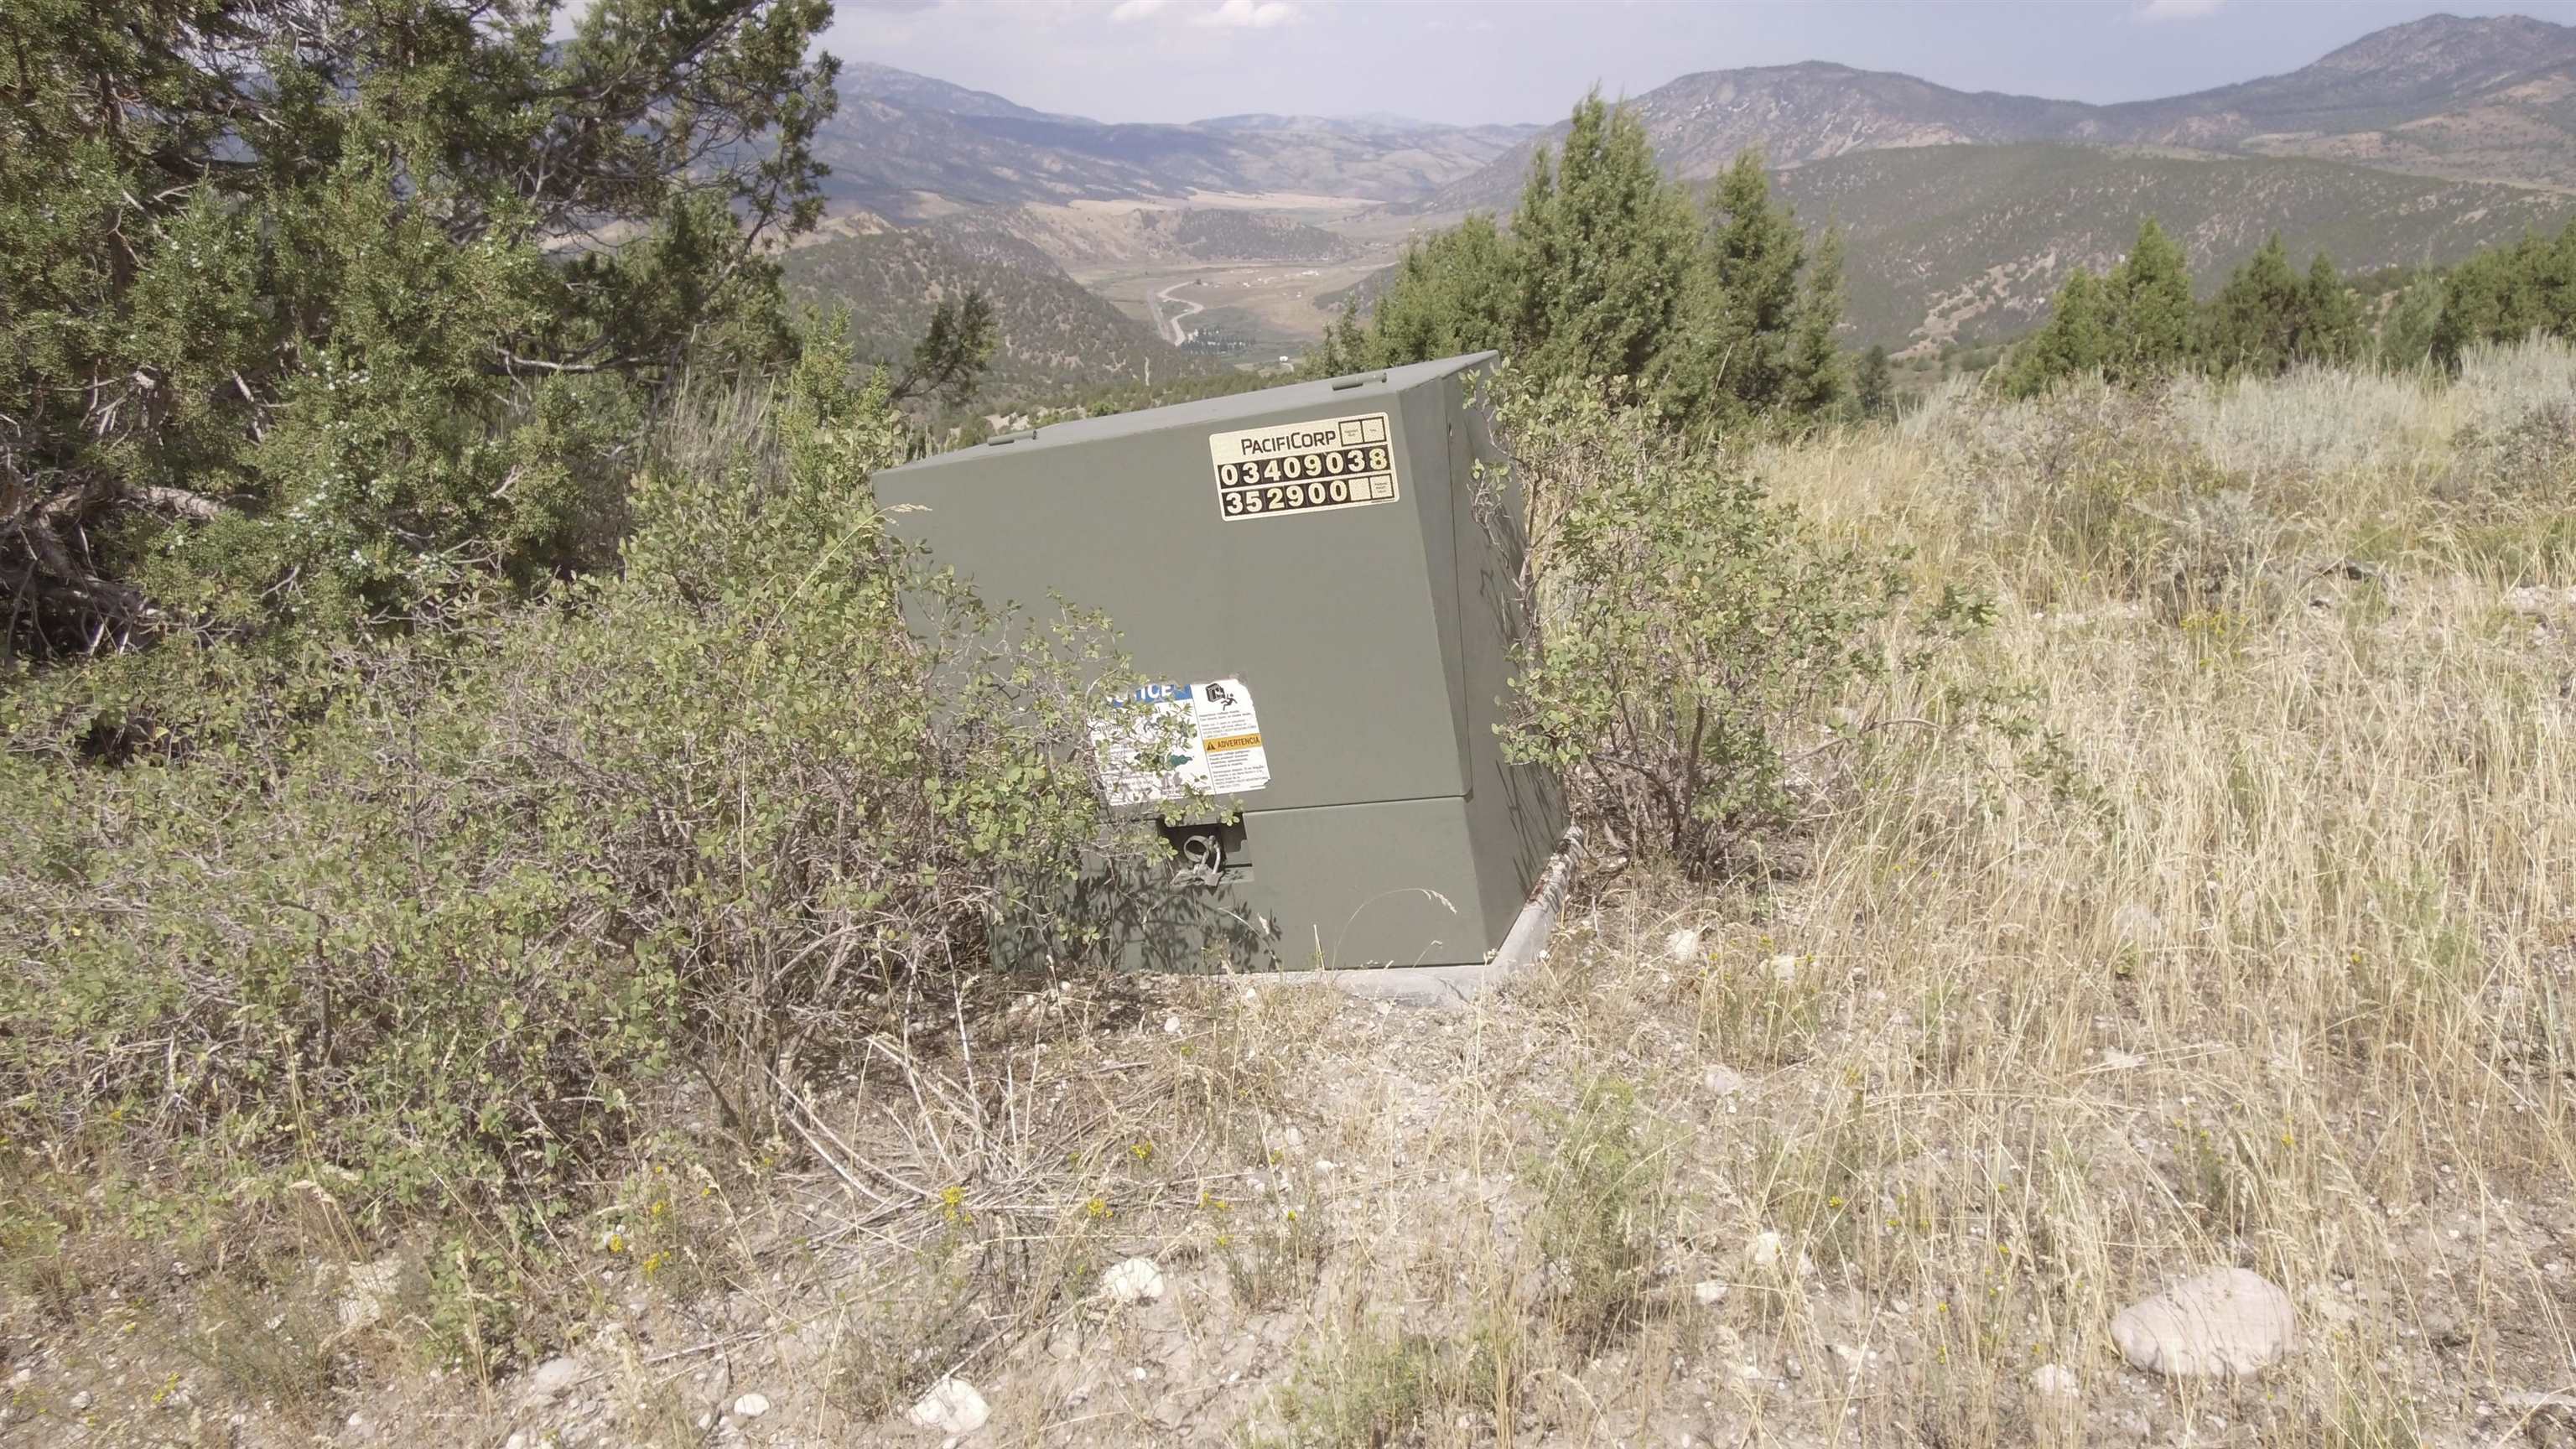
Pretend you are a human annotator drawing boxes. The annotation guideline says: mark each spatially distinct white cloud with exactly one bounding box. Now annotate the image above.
[1109,0,1174,19]
[1195,0,1300,29]
[2137,0,2227,19]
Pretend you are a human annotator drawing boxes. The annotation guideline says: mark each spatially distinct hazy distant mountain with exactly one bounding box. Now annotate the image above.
[1416,13,2576,214]
[927,206,1353,273]
[839,60,1090,126]
[812,70,1538,218]
[2084,13,2576,189]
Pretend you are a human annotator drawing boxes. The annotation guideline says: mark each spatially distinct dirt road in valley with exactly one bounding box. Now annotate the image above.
[1150,279,1205,345]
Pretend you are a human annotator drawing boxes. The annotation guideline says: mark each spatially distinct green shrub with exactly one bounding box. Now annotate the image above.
[0,327,1156,1228]
[1483,376,1910,875]
[1528,1077,1674,1351]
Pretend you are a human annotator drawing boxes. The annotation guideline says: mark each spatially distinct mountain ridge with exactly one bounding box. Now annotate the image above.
[1412,12,2576,213]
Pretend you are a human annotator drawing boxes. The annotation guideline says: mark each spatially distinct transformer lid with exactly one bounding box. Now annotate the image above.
[877,351,1498,476]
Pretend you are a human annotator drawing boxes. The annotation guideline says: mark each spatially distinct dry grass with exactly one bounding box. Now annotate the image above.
[1190,340,2576,1446]
[9,345,2574,1447]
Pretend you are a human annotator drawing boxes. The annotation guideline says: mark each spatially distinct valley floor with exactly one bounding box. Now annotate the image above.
[8,345,2576,1449]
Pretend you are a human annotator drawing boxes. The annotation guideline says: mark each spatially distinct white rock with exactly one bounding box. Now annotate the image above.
[2030,1363,2082,1400]
[1161,1014,1182,1036]
[906,1378,989,1436]
[732,1392,770,1419]
[1665,927,1703,962]
[1702,1065,1748,1095]
[2110,901,2163,948]
[529,1356,584,1400]
[2111,1268,2295,1378]
[1693,1280,1728,1306]
[1744,1230,1809,1275]
[69,1391,92,1411]
[1768,953,1799,982]
[505,1434,529,1449]
[1099,1256,1166,1305]
[339,1255,403,1332]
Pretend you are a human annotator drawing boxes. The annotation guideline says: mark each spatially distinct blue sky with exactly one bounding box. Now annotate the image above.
[826,0,2576,127]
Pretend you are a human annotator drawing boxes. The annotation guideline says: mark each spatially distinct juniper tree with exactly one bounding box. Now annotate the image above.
[1508,92,1700,389]
[2379,272,2445,370]
[2106,218,2196,378]
[2003,269,2112,397]
[2201,234,2310,376]
[1326,106,1844,429]
[2429,221,2576,366]
[1854,345,1894,422]
[1779,226,1850,418]
[1,0,838,659]
[2299,252,2366,367]
[1340,214,1517,371]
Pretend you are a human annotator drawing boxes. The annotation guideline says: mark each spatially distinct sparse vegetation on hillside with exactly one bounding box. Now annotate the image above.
[780,225,1214,408]
[1774,143,2576,349]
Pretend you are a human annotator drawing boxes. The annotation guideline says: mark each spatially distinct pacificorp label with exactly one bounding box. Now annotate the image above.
[1206,413,1399,521]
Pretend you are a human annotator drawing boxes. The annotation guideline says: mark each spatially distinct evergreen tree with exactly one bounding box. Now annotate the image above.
[2106,218,2195,378]
[1314,112,1845,429]
[2378,271,2446,371]
[1854,345,1894,421]
[1649,150,1841,428]
[2298,252,2365,366]
[2002,269,2112,397]
[1356,215,1517,369]
[2428,223,2576,366]
[889,292,998,408]
[1,0,838,657]
[1780,225,1850,418]
[2201,234,2308,376]
[1700,151,1810,402]
[1307,295,1371,379]
[1508,93,1701,387]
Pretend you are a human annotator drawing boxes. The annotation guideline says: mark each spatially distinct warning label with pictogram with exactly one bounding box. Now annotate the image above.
[1088,677,1271,805]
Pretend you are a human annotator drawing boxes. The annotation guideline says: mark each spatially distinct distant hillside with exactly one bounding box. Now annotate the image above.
[925,205,1353,273]
[1415,13,2576,216]
[780,227,1213,398]
[1325,142,2576,352]
[1774,144,2576,348]
[2080,13,2576,187]
[813,69,1537,219]
[1410,63,2082,215]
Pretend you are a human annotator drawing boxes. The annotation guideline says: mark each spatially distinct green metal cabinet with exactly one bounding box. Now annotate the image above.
[870,352,1563,972]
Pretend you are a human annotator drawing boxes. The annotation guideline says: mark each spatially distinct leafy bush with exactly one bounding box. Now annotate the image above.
[1483,377,1911,875]
[0,328,1154,1225]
